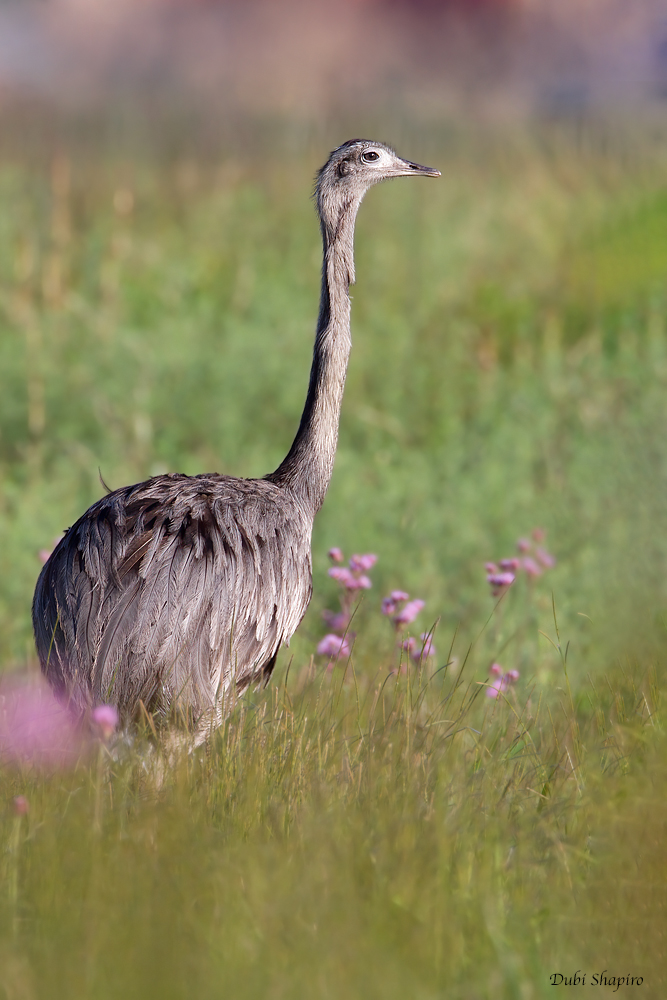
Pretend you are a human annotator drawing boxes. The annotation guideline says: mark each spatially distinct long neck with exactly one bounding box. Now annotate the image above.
[267,197,360,514]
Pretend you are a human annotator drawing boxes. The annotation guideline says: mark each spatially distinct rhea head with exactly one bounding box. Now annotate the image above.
[316,139,440,239]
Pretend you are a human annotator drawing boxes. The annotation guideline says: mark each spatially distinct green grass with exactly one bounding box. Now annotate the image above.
[1,123,667,996]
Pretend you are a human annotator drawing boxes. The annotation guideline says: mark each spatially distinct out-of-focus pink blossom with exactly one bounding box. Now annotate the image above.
[37,536,62,565]
[401,637,417,655]
[382,590,412,616]
[349,553,377,573]
[328,547,344,563]
[522,557,542,578]
[322,609,350,632]
[328,567,372,590]
[317,634,352,660]
[13,796,29,816]
[0,676,81,769]
[488,532,555,594]
[92,704,119,741]
[390,590,410,603]
[532,527,546,542]
[393,599,425,627]
[486,665,520,698]
[415,633,437,660]
[536,548,556,569]
[487,572,515,596]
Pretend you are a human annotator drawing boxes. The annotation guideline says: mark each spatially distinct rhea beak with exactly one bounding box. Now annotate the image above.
[394,158,441,178]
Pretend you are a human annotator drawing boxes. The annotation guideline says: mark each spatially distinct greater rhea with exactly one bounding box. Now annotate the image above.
[33,140,440,737]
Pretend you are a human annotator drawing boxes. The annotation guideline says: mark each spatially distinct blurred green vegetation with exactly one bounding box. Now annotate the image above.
[1,120,667,996]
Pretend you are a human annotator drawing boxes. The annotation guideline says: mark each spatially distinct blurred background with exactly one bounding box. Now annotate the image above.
[2,0,667,683]
[0,0,666,153]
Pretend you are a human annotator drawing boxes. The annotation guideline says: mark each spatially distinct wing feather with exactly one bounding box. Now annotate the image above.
[33,475,313,726]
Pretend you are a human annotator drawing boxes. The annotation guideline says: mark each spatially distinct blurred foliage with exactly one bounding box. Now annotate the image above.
[0,652,664,999]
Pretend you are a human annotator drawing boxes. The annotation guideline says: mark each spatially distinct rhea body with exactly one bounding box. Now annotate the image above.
[33,140,440,733]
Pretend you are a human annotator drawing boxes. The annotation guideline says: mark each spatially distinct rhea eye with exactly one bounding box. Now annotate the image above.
[361,150,380,163]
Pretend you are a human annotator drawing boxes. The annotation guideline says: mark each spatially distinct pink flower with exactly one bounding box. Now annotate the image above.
[415,633,437,660]
[485,562,498,573]
[382,590,412,616]
[349,553,377,573]
[393,599,425,627]
[487,571,515,596]
[322,609,350,632]
[486,665,520,698]
[0,676,81,769]
[522,557,542,578]
[37,536,62,565]
[536,548,556,569]
[390,590,410,602]
[92,704,119,741]
[328,567,371,590]
[499,558,520,571]
[401,637,417,655]
[317,634,352,660]
[13,796,29,817]
[328,547,344,563]
[516,537,531,553]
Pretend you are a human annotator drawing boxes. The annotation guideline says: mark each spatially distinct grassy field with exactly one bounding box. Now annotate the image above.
[1,121,667,996]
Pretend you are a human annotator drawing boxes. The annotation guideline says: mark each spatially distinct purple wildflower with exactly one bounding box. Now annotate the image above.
[522,557,542,578]
[322,609,350,632]
[487,571,515,597]
[92,704,119,741]
[536,547,556,569]
[328,566,371,590]
[328,547,344,563]
[328,566,356,587]
[486,665,520,698]
[485,562,498,573]
[349,553,377,573]
[317,634,352,661]
[393,599,425,627]
[401,633,436,668]
[13,796,29,817]
[390,590,410,602]
[0,676,81,769]
[499,558,520,572]
[516,537,531,553]
[382,590,412,617]
[415,632,437,660]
